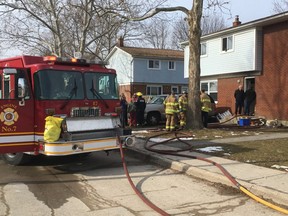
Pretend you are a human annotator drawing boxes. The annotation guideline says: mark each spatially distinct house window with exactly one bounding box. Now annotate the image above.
[168,61,175,70]
[148,60,160,69]
[201,80,218,102]
[222,36,233,51]
[171,86,179,94]
[200,42,207,56]
[147,85,162,95]
[181,86,188,93]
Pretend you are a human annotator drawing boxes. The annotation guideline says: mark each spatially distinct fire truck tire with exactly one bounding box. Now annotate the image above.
[74,153,91,159]
[1,153,31,165]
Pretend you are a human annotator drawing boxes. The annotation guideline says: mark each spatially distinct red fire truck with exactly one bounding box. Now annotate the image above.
[0,55,133,165]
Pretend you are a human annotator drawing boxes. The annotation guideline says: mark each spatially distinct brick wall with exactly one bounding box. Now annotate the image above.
[119,84,146,101]
[257,21,288,120]
[118,85,131,100]
[217,77,244,114]
[216,21,288,121]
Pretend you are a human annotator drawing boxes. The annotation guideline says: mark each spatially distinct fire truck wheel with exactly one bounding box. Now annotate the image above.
[1,153,31,165]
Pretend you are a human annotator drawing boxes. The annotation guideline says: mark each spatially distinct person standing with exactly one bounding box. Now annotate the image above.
[178,91,188,129]
[234,84,245,115]
[200,89,212,128]
[164,91,179,131]
[120,93,128,127]
[244,85,256,116]
[135,92,146,126]
[128,93,137,127]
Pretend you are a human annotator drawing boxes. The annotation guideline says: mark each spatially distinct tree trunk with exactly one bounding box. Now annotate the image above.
[186,0,204,129]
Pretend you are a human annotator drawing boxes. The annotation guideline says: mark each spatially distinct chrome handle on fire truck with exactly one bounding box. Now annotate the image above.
[19,98,25,106]
[18,78,26,106]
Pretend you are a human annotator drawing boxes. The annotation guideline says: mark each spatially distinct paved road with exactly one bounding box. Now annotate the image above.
[0,150,284,215]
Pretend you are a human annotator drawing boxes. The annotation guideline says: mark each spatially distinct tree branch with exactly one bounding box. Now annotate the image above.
[105,6,189,21]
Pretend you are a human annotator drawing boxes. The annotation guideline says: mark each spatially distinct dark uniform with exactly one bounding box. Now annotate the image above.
[244,87,256,116]
[234,85,245,115]
[120,94,128,127]
[135,92,146,126]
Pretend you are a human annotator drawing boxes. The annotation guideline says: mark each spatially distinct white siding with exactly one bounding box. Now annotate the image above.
[184,45,189,78]
[184,28,258,78]
[107,48,133,84]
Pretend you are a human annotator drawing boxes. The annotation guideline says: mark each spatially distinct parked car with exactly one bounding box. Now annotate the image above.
[207,95,217,116]
[144,95,167,126]
[144,94,219,126]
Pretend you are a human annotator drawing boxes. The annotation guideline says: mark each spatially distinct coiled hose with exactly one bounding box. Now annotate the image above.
[144,131,288,215]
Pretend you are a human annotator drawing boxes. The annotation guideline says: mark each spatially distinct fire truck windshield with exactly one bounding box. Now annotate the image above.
[84,72,118,100]
[34,69,118,100]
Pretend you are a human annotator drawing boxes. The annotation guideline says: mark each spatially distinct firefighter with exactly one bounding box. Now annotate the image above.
[200,89,212,128]
[164,91,179,131]
[128,93,137,127]
[178,91,188,129]
[135,92,146,126]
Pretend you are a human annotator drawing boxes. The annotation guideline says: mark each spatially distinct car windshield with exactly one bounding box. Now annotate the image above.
[148,96,166,104]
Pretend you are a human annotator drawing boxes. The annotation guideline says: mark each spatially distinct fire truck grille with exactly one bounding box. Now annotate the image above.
[71,107,100,117]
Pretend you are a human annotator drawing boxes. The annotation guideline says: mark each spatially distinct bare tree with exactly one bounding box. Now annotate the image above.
[136,17,171,49]
[171,12,227,50]
[170,16,189,49]
[0,0,166,59]
[0,0,68,57]
[187,0,205,129]
[106,0,229,129]
[0,0,229,129]
[201,12,227,35]
[273,0,288,13]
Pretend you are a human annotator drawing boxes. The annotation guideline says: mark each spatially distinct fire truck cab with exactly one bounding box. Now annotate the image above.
[0,55,133,165]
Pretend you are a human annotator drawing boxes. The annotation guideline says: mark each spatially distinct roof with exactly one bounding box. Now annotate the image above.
[117,46,184,59]
[181,11,288,45]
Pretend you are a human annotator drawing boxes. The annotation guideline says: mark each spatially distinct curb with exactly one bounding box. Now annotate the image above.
[126,146,288,208]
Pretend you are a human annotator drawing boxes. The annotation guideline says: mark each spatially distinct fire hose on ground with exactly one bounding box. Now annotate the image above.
[118,135,169,216]
[118,131,288,215]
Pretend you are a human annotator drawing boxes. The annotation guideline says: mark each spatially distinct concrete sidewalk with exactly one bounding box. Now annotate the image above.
[127,132,288,209]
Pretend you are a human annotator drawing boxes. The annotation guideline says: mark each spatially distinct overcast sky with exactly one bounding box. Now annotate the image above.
[167,0,276,25]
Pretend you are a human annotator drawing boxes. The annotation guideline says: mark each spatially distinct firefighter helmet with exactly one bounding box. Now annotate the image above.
[136,92,142,96]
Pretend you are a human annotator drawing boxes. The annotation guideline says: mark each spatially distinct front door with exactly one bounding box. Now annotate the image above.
[0,68,35,153]
[244,77,255,92]
[244,77,256,115]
